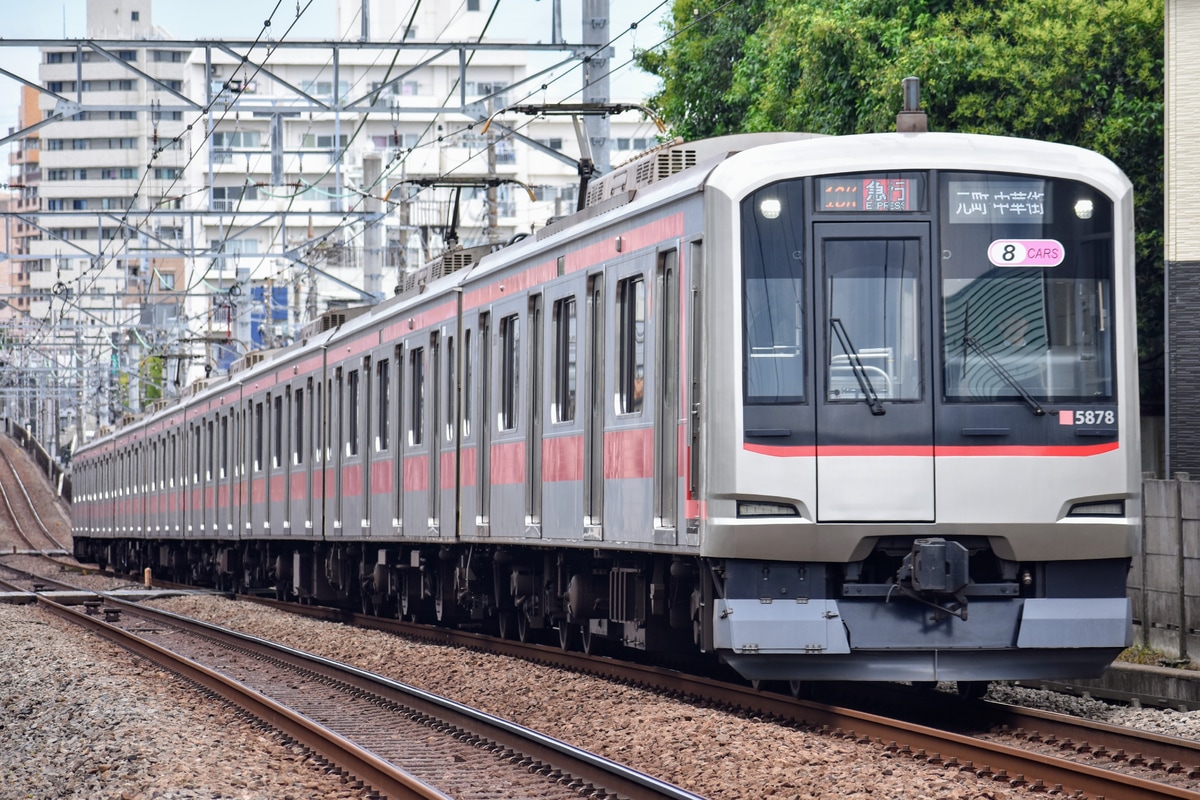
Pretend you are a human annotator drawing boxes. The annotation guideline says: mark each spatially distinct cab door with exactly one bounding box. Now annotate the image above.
[814,223,935,522]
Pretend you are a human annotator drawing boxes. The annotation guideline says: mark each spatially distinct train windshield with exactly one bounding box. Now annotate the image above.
[939,172,1115,403]
[741,181,807,404]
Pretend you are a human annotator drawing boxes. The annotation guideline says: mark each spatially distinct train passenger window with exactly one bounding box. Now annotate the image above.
[273,395,283,467]
[348,369,360,457]
[220,416,229,479]
[500,314,521,430]
[410,347,425,445]
[254,402,264,472]
[193,425,201,482]
[376,360,390,451]
[446,336,456,442]
[206,420,215,481]
[294,388,304,465]
[463,329,473,438]
[552,296,577,423]
[940,173,1114,402]
[740,180,806,403]
[617,277,645,415]
[314,382,322,464]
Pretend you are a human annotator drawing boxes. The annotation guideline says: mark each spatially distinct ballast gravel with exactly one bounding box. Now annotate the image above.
[5,568,1200,798]
[0,602,371,800]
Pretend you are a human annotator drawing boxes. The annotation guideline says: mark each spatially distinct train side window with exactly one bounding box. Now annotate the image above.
[376,359,390,451]
[220,416,229,479]
[314,382,323,464]
[254,402,264,472]
[446,335,456,442]
[193,425,201,483]
[617,277,645,415]
[294,388,305,465]
[552,296,577,423]
[500,313,521,430]
[270,395,281,468]
[463,328,472,438]
[206,420,215,481]
[410,347,425,445]
[348,368,360,457]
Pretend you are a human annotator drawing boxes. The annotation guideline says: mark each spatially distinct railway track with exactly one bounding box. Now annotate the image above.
[34,589,706,800]
[0,436,67,553]
[202,594,1200,800]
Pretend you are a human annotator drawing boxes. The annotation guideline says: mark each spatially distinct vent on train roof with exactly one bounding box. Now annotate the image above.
[300,305,370,340]
[186,379,210,396]
[582,132,822,211]
[395,243,492,300]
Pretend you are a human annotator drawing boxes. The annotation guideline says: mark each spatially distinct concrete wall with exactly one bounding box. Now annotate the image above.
[1135,476,1200,659]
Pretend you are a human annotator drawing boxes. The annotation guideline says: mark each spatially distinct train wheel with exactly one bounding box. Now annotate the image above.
[497,610,515,640]
[789,680,809,699]
[579,623,597,655]
[557,621,574,651]
[517,611,534,643]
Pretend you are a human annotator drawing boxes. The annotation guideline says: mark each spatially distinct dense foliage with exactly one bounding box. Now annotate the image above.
[639,0,1164,408]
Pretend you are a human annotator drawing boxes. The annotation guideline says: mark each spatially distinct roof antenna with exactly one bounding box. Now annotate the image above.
[896,76,928,133]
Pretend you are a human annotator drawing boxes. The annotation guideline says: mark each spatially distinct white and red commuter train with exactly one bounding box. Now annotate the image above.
[71,130,1140,688]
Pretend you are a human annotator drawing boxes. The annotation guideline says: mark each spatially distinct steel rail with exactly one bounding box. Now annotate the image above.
[37,594,455,800]
[228,595,1200,800]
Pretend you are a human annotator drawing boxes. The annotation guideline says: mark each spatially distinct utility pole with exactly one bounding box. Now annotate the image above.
[582,0,612,173]
[363,154,384,302]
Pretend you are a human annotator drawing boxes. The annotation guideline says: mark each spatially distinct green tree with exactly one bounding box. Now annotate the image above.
[639,0,1164,408]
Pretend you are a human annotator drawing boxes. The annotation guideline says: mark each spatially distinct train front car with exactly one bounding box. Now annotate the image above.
[701,133,1139,685]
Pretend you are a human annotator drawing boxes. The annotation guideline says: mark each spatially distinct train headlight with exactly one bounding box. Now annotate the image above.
[1074,199,1094,220]
[760,198,782,219]
[1067,500,1124,517]
[737,500,799,518]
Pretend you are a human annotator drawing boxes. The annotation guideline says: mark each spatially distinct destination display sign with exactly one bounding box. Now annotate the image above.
[817,175,923,212]
[948,180,1050,224]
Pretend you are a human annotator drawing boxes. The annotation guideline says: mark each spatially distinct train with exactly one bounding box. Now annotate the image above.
[70,127,1140,692]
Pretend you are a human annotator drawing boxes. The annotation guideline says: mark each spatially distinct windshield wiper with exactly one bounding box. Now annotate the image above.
[830,318,885,416]
[963,336,1045,416]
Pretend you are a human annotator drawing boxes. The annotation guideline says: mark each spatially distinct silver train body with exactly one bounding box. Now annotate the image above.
[72,132,1140,682]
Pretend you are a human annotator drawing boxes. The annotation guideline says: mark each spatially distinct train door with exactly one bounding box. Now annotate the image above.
[477,313,492,532]
[526,293,544,535]
[654,249,679,540]
[813,222,935,522]
[428,333,441,535]
[583,273,605,539]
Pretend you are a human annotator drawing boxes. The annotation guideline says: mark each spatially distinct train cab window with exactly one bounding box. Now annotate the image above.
[740,180,806,403]
[410,347,426,445]
[617,278,645,415]
[824,238,923,402]
[376,360,390,451]
[939,173,1115,402]
[552,296,577,423]
[500,315,520,430]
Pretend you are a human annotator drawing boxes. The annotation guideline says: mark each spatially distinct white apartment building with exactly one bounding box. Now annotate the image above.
[19,0,659,442]
[183,0,657,377]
